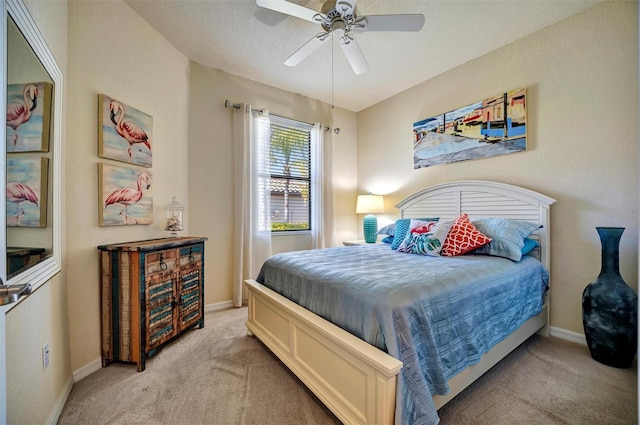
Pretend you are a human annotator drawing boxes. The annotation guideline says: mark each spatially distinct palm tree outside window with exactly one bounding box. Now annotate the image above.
[269,116,313,232]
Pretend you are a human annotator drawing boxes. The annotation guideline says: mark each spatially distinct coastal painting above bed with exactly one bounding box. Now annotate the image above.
[413,88,527,168]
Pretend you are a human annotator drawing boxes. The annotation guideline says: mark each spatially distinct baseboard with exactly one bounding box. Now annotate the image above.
[73,357,102,382]
[204,300,236,312]
[549,326,587,346]
[72,302,238,383]
[46,374,74,425]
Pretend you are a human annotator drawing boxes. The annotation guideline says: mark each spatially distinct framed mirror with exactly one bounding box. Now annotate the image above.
[4,0,62,290]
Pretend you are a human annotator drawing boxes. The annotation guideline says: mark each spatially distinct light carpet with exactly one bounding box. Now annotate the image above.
[58,307,637,425]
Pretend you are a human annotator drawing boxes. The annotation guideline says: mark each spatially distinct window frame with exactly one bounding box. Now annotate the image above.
[268,115,313,233]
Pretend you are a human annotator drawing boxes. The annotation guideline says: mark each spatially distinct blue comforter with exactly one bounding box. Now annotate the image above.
[256,244,549,425]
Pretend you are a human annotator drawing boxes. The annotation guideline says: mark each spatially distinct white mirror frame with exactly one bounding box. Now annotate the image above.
[4,0,63,290]
[1,0,63,421]
[0,0,5,419]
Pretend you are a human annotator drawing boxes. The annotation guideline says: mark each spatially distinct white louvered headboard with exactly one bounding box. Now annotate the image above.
[396,180,556,270]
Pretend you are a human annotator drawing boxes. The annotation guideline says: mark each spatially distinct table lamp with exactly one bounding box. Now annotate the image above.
[356,194,384,243]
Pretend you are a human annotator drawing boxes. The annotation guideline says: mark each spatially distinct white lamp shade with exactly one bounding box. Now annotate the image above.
[356,194,384,214]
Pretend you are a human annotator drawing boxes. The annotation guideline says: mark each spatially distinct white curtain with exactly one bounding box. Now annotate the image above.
[311,123,335,249]
[232,105,272,307]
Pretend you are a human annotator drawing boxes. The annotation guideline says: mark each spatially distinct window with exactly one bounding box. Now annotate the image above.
[268,115,313,232]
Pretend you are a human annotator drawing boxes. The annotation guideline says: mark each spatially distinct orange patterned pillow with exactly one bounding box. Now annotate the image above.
[441,214,492,256]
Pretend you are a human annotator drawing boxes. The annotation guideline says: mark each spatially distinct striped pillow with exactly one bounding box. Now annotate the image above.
[471,217,542,261]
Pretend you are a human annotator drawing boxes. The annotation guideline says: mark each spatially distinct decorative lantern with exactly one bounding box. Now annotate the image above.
[164,196,184,237]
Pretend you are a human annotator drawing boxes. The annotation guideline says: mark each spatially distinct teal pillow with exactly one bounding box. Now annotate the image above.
[390,217,439,250]
[471,218,541,261]
[381,236,394,244]
[521,238,539,255]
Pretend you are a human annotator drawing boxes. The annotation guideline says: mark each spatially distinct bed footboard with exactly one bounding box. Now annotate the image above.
[245,279,403,425]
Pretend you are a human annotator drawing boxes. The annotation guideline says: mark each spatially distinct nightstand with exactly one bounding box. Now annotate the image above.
[343,240,380,246]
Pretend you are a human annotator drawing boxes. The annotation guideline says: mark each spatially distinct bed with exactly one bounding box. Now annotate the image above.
[245,180,556,425]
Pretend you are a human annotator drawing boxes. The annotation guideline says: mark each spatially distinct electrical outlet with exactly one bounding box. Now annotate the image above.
[42,343,50,370]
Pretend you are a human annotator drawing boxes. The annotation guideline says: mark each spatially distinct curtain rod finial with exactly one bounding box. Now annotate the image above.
[225,100,241,110]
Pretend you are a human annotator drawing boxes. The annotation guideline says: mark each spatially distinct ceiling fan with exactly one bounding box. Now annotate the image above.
[256,0,425,75]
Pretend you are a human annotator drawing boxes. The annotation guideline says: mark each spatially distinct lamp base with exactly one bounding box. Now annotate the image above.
[363,214,378,243]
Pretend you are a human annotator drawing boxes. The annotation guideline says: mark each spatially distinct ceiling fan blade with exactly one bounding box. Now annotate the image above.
[339,34,368,75]
[285,33,330,67]
[256,0,322,23]
[358,14,425,32]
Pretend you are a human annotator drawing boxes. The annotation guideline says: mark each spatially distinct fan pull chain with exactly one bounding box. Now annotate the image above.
[331,31,334,109]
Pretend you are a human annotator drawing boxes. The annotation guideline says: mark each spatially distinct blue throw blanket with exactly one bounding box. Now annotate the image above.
[257,244,549,425]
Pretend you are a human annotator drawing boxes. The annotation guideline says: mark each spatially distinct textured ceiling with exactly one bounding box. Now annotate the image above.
[125,0,600,112]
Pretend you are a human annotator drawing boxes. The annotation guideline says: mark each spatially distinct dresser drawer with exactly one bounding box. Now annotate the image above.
[145,248,177,274]
[179,243,203,266]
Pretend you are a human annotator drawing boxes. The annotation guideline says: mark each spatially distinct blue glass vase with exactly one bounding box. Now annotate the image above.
[582,227,637,368]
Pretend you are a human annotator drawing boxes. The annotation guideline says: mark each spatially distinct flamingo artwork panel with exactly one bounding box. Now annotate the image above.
[99,163,153,226]
[6,156,49,227]
[98,94,153,168]
[6,82,53,152]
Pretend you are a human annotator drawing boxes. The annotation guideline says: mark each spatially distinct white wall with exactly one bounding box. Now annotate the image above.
[356,1,638,336]
[188,64,358,304]
[64,0,191,373]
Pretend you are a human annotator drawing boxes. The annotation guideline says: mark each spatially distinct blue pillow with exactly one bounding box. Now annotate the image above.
[390,217,439,250]
[377,223,396,237]
[521,238,539,255]
[381,236,394,244]
[471,218,542,261]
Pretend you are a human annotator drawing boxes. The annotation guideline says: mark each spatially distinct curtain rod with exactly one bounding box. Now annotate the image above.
[223,99,339,134]
[224,99,263,115]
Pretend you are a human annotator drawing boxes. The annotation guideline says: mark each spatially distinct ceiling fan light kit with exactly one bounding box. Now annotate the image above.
[256,0,425,75]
